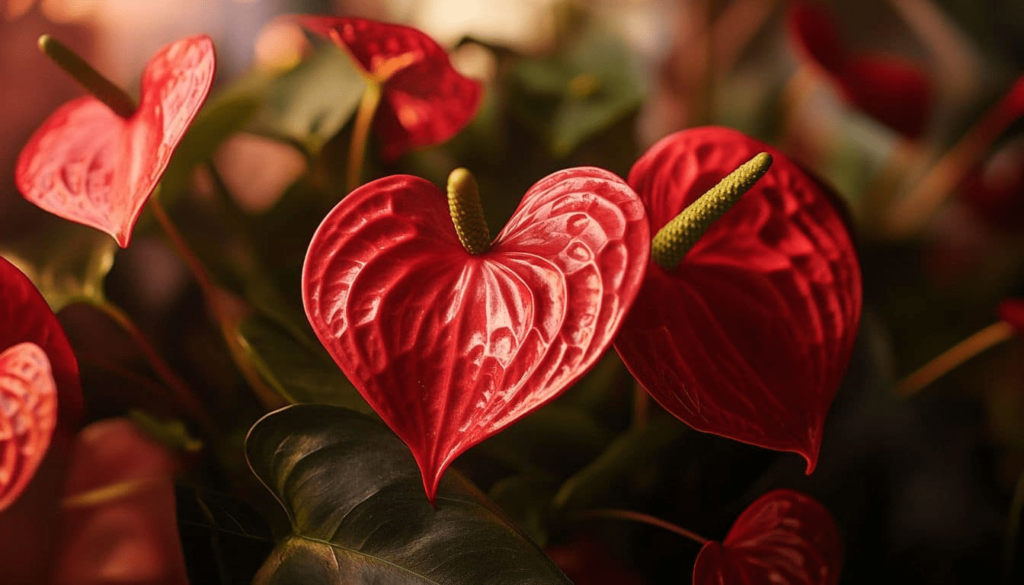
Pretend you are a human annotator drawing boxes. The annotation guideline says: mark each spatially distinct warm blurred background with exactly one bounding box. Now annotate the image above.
[3,0,1024,583]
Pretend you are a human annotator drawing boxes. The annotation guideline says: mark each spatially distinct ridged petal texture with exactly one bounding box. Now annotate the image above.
[693,489,843,585]
[0,343,56,512]
[16,35,215,247]
[303,170,649,500]
[0,257,79,511]
[615,127,861,471]
[786,1,931,138]
[298,16,482,161]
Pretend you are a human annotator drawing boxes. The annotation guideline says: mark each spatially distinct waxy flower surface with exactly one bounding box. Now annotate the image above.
[0,257,80,511]
[16,35,215,247]
[615,127,861,471]
[297,16,482,161]
[303,169,649,500]
[693,489,843,585]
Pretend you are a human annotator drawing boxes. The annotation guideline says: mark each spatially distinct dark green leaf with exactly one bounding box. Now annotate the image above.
[236,314,369,411]
[246,405,572,585]
[509,27,647,157]
[0,217,116,311]
[552,417,687,515]
[488,475,555,548]
[252,46,367,156]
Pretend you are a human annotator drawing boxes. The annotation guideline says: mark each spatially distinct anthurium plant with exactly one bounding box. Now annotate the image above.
[1,3,1022,584]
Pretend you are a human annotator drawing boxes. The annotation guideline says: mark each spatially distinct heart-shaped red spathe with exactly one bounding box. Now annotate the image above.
[786,1,931,139]
[614,127,861,471]
[303,170,649,499]
[0,343,57,512]
[693,489,843,585]
[0,257,80,434]
[297,16,482,162]
[16,35,216,248]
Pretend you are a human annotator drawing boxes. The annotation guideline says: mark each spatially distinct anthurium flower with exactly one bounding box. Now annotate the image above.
[303,168,649,500]
[693,489,843,585]
[16,35,216,247]
[297,15,482,161]
[787,0,931,138]
[614,127,861,471]
[0,257,81,511]
[53,418,187,585]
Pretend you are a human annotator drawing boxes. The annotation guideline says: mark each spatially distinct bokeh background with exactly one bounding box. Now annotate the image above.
[3,0,1024,583]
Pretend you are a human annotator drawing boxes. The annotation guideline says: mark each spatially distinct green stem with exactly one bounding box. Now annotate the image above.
[148,195,284,410]
[651,152,772,271]
[347,83,382,192]
[571,508,710,545]
[38,34,136,118]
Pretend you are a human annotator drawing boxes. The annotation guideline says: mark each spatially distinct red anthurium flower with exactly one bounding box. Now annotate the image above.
[0,343,56,512]
[297,16,482,161]
[53,419,187,585]
[614,127,861,471]
[1000,299,1024,333]
[16,35,216,247]
[0,257,81,511]
[787,1,931,139]
[693,489,843,585]
[303,169,649,500]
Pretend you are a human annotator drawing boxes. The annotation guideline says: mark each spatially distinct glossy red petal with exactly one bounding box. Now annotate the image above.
[693,490,843,585]
[54,419,186,585]
[838,54,932,139]
[787,1,847,74]
[16,35,215,247]
[303,170,649,500]
[0,343,57,512]
[615,127,861,471]
[297,16,482,161]
[0,257,81,434]
[1000,299,1024,334]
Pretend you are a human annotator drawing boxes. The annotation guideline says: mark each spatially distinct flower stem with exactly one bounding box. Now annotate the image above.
[651,152,772,271]
[884,82,1024,238]
[148,195,284,409]
[89,299,215,435]
[571,508,710,545]
[38,34,136,118]
[347,82,382,192]
[896,321,1015,397]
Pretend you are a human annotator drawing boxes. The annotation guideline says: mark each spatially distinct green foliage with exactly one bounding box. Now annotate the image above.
[509,27,647,157]
[236,314,368,411]
[246,405,572,585]
[0,217,116,311]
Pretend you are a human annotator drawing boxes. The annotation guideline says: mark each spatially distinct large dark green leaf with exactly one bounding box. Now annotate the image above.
[246,405,572,585]
[236,314,368,411]
[251,45,367,156]
[509,27,646,157]
[0,217,116,311]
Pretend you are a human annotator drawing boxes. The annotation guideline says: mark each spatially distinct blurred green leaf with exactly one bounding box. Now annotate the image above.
[247,405,571,585]
[552,417,687,515]
[251,46,367,156]
[128,409,203,453]
[488,475,556,548]
[160,89,263,199]
[0,218,116,312]
[510,27,647,157]
[236,313,369,411]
